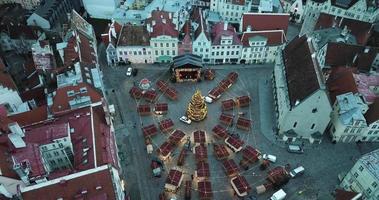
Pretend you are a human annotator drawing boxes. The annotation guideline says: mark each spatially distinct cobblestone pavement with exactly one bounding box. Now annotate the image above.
[102,63,379,200]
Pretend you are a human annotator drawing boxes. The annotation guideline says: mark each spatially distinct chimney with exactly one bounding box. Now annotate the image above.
[162,18,166,24]
[169,12,172,19]
[247,25,251,32]
[224,21,228,31]
[152,20,156,26]
[338,17,344,27]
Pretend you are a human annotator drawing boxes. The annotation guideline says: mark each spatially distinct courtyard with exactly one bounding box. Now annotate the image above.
[102,64,379,200]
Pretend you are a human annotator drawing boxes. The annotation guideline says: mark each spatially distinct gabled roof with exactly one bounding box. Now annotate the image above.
[283,36,320,107]
[117,25,150,46]
[0,24,40,40]
[241,13,290,33]
[241,30,286,47]
[314,13,373,45]
[365,98,379,125]
[172,54,203,69]
[211,22,242,45]
[331,0,359,9]
[151,22,178,38]
[0,57,17,91]
[191,7,210,40]
[9,106,48,127]
[326,67,358,103]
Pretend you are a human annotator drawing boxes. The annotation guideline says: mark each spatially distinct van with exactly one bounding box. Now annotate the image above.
[270,189,286,200]
[205,96,213,103]
[263,154,277,163]
[290,166,305,178]
[287,144,304,154]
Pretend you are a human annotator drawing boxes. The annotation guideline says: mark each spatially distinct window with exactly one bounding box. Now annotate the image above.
[167,50,170,55]
[359,166,364,171]
[161,50,164,55]
[160,43,163,47]
[172,50,175,55]
[293,122,297,128]
[54,151,59,156]
[59,143,63,148]
[344,128,350,133]
[50,160,56,165]
[354,172,359,178]
[172,43,175,47]
[372,182,377,188]
[119,51,123,55]
[368,130,373,135]
[373,125,377,129]
[367,188,372,194]
[58,158,63,163]
[312,108,317,113]
[124,51,127,55]
[154,43,157,47]
[311,124,315,129]
[166,43,169,47]
[155,50,158,55]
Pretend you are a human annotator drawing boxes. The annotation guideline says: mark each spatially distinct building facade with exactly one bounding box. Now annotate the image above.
[191,7,212,63]
[210,0,252,23]
[281,0,305,23]
[341,149,379,200]
[31,40,57,71]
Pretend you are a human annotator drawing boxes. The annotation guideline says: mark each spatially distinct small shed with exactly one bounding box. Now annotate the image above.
[222,159,239,177]
[159,118,174,133]
[225,136,244,152]
[230,175,250,197]
[158,141,174,160]
[196,161,210,180]
[193,130,206,144]
[156,80,168,92]
[236,117,251,131]
[165,169,183,192]
[171,54,203,82]
[154,103,168,115]
[236,96,250,107]
[129,86,143,99]
[212,125,228,139]
[137,104,151,115]
[203,68,215,80]
[143,90,158,102]
[195,144,208,163]
[221,99,235,111]
[168,129,186,145]
[227,72,238,83]
[219,113,234,126]
[198,181,213,200]
[142,124,158,138]
[208,87,223,100]
[165,87,178,100]
[213,144,229,160]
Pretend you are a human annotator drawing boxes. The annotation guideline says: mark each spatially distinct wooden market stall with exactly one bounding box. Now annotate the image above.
[159,118,174,133]
[165,169,184,192]
[236,117,251,131]
[213,144,230,160]
[168,129,186,145]
[222,159,239,177]
[154,103,168,115]
[143,90,158,103]
[137,104,151,115]
[195,161,210,181]
[198,181,213,200]
[219,113,234,126]
[236,95,250,107]
[221,99,235,111]
[142,124,158,138]
[230,175,250,197]
[193,130,206,144]
[195,144,208,163]
[212,124,229,139]
[129,86,143,99]
[225,136,244,152]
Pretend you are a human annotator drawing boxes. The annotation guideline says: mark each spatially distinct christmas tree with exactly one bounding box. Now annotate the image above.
[187,90,207,121]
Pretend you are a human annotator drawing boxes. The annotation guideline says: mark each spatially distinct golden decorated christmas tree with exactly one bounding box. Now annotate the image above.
[187,90,207,121]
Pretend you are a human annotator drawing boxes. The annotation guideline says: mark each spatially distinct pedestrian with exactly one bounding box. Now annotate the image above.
[191,174,194,180]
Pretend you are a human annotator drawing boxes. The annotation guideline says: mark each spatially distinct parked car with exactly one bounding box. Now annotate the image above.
[179,116,191,124]
[290,166,305,178]
[126,67,132,76]
[263,154,277,163]
[132,68,138,77]
[270,189,286,200]
[287,144,304,154]
[204,96,213,103]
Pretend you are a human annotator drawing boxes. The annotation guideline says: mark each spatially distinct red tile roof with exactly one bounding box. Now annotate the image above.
[129,86,143,99]
[21,165,117,200]
[241,30,286,47]
[325,43,364,67]
[159,118,174,132]
[236,117,251,130]
[219,113,234,126]
[137,104,151,114]
[211,22,242,45]
[156,80,168,92]
[213,144,229,160]
[241,13,290,33]
[117,25,150,46]
[191,7,209,40]
[314,13,372,45]
[143,90,158,102]
[283,35,320,107]
[142,124,159,138]
[158,141,174,157]
[231,0,245,5]
[326,67,358,103]
[0,144,19,179]
[242,146,261,162]
[365,98,379,125]
[0,57,17,91]
[63,31,97,67]
[20,87,46,107]
[193,130,206,144]
[225,136,244,150]
[222,159,239,176]
[168,129,186,145]
[198,181,212,199]
[51,82,103,114]
[231,175,251,195]
[24,123,69,145]
[212,125,228,139]
[12,144,46,179]
[166,169,183,187]
[196,161,210,178]
[236,96,250,107]
[221,99,235,111]
[9,105,48,127]
[195,145,208,162]
[154,103,168,112]
[151,22,178,38]
[146,10,172,25]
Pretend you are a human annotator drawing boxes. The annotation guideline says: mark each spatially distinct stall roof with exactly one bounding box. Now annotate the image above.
[212,124,228,139]
[242,146,261,161]
[227,72,238,83]
[237,117,251,130]
[156,80,168,92]
[196,161,210,178]
[137,104,151,114]
[142,124,158,138]
[155,103,168,112]
[168,129,186,144]
[231,175,251,196]
[159,118,174,132]
[204,68,215,80]
[213,144,230,160]
[129,86,142,98]
[218,79,233,91]
[172,54,203,69]
[166,169,183,187]
[198,181,213,199]
[158,141,174,157]
[219,113,234,125]
[208,87,223,99]
[165,87,178,100]
[222,159,239,176]
[225,136,245,152]
[236,96,250,107]
[195,145,208,161]
[221,99,235,111]
[193,130,206,144]
[143,90,158,102]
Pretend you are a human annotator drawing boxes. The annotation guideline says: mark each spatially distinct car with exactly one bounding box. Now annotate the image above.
[290,166,305,178]
[126,67,132,76]
[287,144,304,154]
[179,116,191,124]
[263,154,277,163]
[204,96,213,103]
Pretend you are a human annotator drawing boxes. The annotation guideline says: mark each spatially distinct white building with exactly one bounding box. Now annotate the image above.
[210,0,252,23]
[210,22,242,64]
[341,149,379,200]
[117,25,153,63]
[301,0,379,35]
[83,0,120,18]
[273,35,332,143]
[102,21,122,66]
[280,0,305,23]
[364,98,379,141]
[240,30,286,64]
[191,7,212,63]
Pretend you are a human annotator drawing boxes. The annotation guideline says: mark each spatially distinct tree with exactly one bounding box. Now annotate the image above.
[186,90,207,121]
